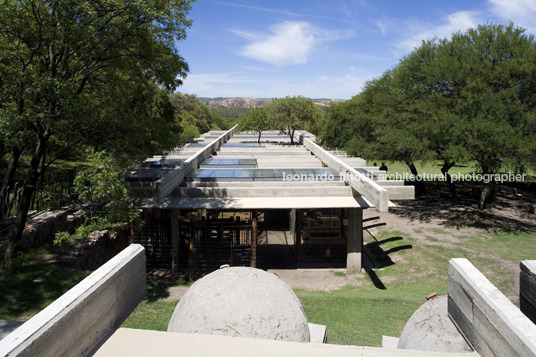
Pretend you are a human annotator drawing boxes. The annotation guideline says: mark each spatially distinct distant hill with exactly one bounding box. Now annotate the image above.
[199,97,345,109]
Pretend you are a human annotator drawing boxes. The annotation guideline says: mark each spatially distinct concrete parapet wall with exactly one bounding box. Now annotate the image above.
[0,244,146,357]
[294,132,389,212]
[448,258,536,356]
[521,261,536,325]
[154,126,237,201]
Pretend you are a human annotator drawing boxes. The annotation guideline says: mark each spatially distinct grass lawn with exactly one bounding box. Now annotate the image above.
[0,244,91,320]
[2,212,533,347]
[120,226,536,347]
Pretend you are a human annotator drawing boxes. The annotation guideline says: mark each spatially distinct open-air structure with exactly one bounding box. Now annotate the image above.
[126,125,414,275]
[3,128,536,357]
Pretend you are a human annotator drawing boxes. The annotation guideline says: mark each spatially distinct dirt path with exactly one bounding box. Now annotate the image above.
[267,269,364,291]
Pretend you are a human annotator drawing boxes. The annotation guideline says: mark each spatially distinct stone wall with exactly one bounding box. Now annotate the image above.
[20,205,90,248]
[62,227,132,271]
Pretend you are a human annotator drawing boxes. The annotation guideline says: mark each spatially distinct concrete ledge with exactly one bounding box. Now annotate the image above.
[294,132,389,212]
[152,126,237,202]
[448,258,536,356]
[382,336,400,349]
[308,323,327,343]
[521,261,536,324]
[94,328,478,357]
[184,181,347,187]
[0,244,146,357]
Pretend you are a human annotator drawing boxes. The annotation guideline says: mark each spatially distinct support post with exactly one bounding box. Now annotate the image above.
[295,209,302,262]
[171,209,179,273]
[250,211,258,268]
[347,208,363,273]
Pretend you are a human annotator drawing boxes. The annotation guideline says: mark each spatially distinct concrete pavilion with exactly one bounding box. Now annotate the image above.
[126,125,414,274]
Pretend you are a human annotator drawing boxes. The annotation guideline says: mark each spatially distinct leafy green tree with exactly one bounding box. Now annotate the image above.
[238,107,270,143]
[394,23,536,201]
[268,96,322,144]
[321,23,536,202]
[55,151,141,245]
[179,124,201,143]
[0,0,194,260]
[170,93,214,133]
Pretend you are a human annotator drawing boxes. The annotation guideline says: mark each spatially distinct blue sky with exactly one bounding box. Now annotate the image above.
[177,0,536,99]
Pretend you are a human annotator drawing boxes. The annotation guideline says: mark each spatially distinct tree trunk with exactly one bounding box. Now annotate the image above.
[287,127,294,145]
[9,131,49,260]
[478,173,496,210]
[405,160,424,193]
[0,147,22,221]
[441,161,457,198]
[257,130,262,143]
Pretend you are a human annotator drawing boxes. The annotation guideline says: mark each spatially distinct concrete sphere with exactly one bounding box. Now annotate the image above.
[167,267,310,342]
[398,295,473,353]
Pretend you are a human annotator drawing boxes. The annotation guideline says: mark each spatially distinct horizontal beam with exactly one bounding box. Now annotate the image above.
[151,196,369,209]
[294,133,389,212]
[183,181,347,188]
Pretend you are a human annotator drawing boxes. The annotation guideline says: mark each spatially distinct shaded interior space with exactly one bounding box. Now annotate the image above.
[134,207,354,278]
[251,208,350,270]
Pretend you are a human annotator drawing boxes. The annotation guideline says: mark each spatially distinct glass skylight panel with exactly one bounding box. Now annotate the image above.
[186,168,342,182]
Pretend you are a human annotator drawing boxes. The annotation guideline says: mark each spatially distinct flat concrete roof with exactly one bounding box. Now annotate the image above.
[129,127,406,209]
[93,328,480,357]
[148,195,370,210]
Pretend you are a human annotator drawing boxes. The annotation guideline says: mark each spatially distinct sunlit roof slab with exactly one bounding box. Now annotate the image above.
[150,195,370,210]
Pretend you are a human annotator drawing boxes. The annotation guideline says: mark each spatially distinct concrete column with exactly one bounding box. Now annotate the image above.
[171,209,179,273]
[347,208,363,273]
[295,209,301,263]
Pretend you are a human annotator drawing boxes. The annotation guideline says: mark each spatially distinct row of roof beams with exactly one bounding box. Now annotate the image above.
[127,126,414,211]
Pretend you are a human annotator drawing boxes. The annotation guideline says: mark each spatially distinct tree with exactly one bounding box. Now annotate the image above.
[0,0,194,260]
[393,23,536,202]
[170,93,214,133]
[268,96,322,144]
[321,23,536,202]
[238,107,270,143]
